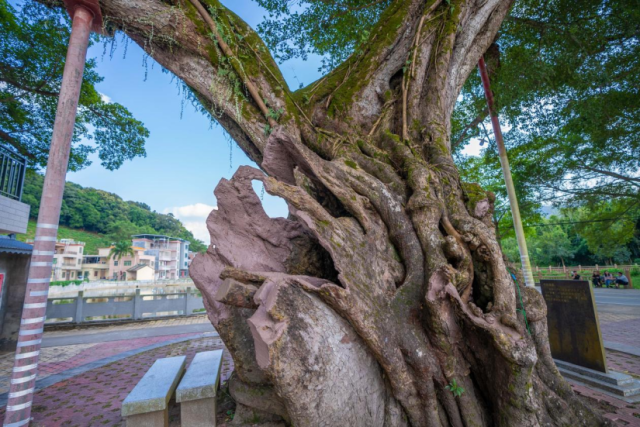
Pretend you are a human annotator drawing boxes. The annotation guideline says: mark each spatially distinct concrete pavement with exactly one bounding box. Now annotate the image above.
[42,321,214,347]
[593,288,640,306]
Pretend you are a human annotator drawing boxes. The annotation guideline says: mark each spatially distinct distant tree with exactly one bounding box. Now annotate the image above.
[531,224,576,267]
[575,208,636,265]
[454,0,640,225]
[105,220,141,242]
[0,0,149,170]
[108,240,134,260]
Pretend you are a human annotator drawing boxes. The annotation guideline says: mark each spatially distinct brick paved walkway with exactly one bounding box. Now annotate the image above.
[0,309,637,426]
[0,336,233,426]
[0,332,204,395]
[601,316,640,348]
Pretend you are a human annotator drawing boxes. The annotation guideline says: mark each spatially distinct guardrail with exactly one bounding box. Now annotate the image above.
[46,286,206,324]
[0,145,27,201]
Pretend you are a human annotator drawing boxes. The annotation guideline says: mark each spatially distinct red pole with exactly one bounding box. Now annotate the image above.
[477,57,536,287]
[3,4,100,426]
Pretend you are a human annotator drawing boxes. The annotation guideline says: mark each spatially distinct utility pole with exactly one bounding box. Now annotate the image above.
[3,2,102,426]
[477,56,536,288]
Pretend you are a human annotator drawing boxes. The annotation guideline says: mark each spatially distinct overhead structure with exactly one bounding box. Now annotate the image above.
[3,2,103,425]
[477,56,536,288]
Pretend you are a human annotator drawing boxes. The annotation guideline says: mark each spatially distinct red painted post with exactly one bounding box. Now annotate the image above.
[3,3,101,425]
[478,57,536,287]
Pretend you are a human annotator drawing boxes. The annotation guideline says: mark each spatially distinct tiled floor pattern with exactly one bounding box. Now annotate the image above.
[0,336,233,426]
[0,333,201,395]
[0,310,638,426]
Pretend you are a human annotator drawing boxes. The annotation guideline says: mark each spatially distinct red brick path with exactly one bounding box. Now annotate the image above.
[0,336,232,426]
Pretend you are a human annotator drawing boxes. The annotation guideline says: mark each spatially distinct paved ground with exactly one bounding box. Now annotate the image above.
[0,335,233,426]
[0,316,213,396]
[0,293,639,426]
[594,288,640,307]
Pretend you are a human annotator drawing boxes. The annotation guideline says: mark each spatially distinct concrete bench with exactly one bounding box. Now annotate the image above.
[176,350,223,427]
[121,355,186,427]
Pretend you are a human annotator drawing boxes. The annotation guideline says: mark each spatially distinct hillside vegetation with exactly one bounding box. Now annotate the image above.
[21,171,207,252]
[17,220,110,254]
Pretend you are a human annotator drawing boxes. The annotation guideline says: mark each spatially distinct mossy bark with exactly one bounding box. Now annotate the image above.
[91,0,606,425]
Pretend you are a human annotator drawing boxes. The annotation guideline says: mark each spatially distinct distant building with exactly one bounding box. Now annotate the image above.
[82,246,156,281]
[132,234,192,279]
[81,253,109,281]
[51,239,85,281]
[0,146,31,351]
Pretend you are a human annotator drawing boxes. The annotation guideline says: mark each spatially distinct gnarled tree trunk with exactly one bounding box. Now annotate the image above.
[89,0,605,425]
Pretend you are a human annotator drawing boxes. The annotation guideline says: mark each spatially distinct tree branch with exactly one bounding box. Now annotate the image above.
[186,0,276,128]
[452,107,489,149]
[0,129,37,160]
[582,166,640,187]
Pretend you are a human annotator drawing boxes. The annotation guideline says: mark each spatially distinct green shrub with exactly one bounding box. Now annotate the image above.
[50,279,86,287]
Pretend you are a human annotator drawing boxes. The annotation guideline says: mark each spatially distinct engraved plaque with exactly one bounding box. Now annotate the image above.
[540,279,607,373]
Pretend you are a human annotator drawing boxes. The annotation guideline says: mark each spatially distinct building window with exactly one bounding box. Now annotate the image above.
[114,261,119,266]
[62,272,66,278]
[77,259,81,265]
[70,272,74,278]
[53,258,57,264]
[124,261,132,266]
[79,247,83,253]
[151,262,154,267]
[94,271,98,277]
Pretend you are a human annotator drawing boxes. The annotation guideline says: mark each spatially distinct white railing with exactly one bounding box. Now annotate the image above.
[49,278,195,296]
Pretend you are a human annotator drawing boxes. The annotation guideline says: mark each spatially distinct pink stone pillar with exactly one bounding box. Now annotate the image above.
[3,4,101,426]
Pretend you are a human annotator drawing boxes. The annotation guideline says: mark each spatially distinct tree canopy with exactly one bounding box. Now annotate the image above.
[0,0,149,170]
[451,0,639,236]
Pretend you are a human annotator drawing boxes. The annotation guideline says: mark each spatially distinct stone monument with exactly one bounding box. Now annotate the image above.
[540,279,607,372]
[541,279,640,402]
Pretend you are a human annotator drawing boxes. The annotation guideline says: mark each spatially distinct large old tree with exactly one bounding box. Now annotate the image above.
[83,0,603,425]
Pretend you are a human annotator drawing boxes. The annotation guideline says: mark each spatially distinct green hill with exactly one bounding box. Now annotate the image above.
[17,220,111,254]
[20,171,207,253]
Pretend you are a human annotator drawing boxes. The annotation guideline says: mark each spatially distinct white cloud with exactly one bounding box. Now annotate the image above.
[100,93,112,103]
[163,203,217,244]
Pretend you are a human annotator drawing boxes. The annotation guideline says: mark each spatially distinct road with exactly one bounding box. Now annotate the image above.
[535,286,640,310]
[592,288,640,307]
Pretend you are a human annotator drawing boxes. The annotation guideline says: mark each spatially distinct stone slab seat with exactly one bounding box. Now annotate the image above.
[121,355,187,427]
[176,350,224,427]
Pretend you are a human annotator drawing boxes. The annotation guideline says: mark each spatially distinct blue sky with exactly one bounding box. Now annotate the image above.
[63,0,324,243]
[61,0,480,244]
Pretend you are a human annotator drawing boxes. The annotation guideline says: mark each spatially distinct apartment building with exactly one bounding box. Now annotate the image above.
[82,246,156,281]
[51,239,85,281]
[131,234,191,279]
[81,253,109,281]
[29,236,193,282]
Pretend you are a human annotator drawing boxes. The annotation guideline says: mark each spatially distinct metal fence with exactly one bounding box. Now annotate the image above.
[46,286,206,324]
[0,145,27,201]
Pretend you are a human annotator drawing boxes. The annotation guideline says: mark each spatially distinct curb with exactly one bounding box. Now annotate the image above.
[605,341,640,358]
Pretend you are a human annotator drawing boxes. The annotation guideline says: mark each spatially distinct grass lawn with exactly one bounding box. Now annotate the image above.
[16,220,111,254]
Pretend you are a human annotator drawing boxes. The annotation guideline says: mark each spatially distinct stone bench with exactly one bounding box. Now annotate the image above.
[121,355,186,427]
[176,350,224,427]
